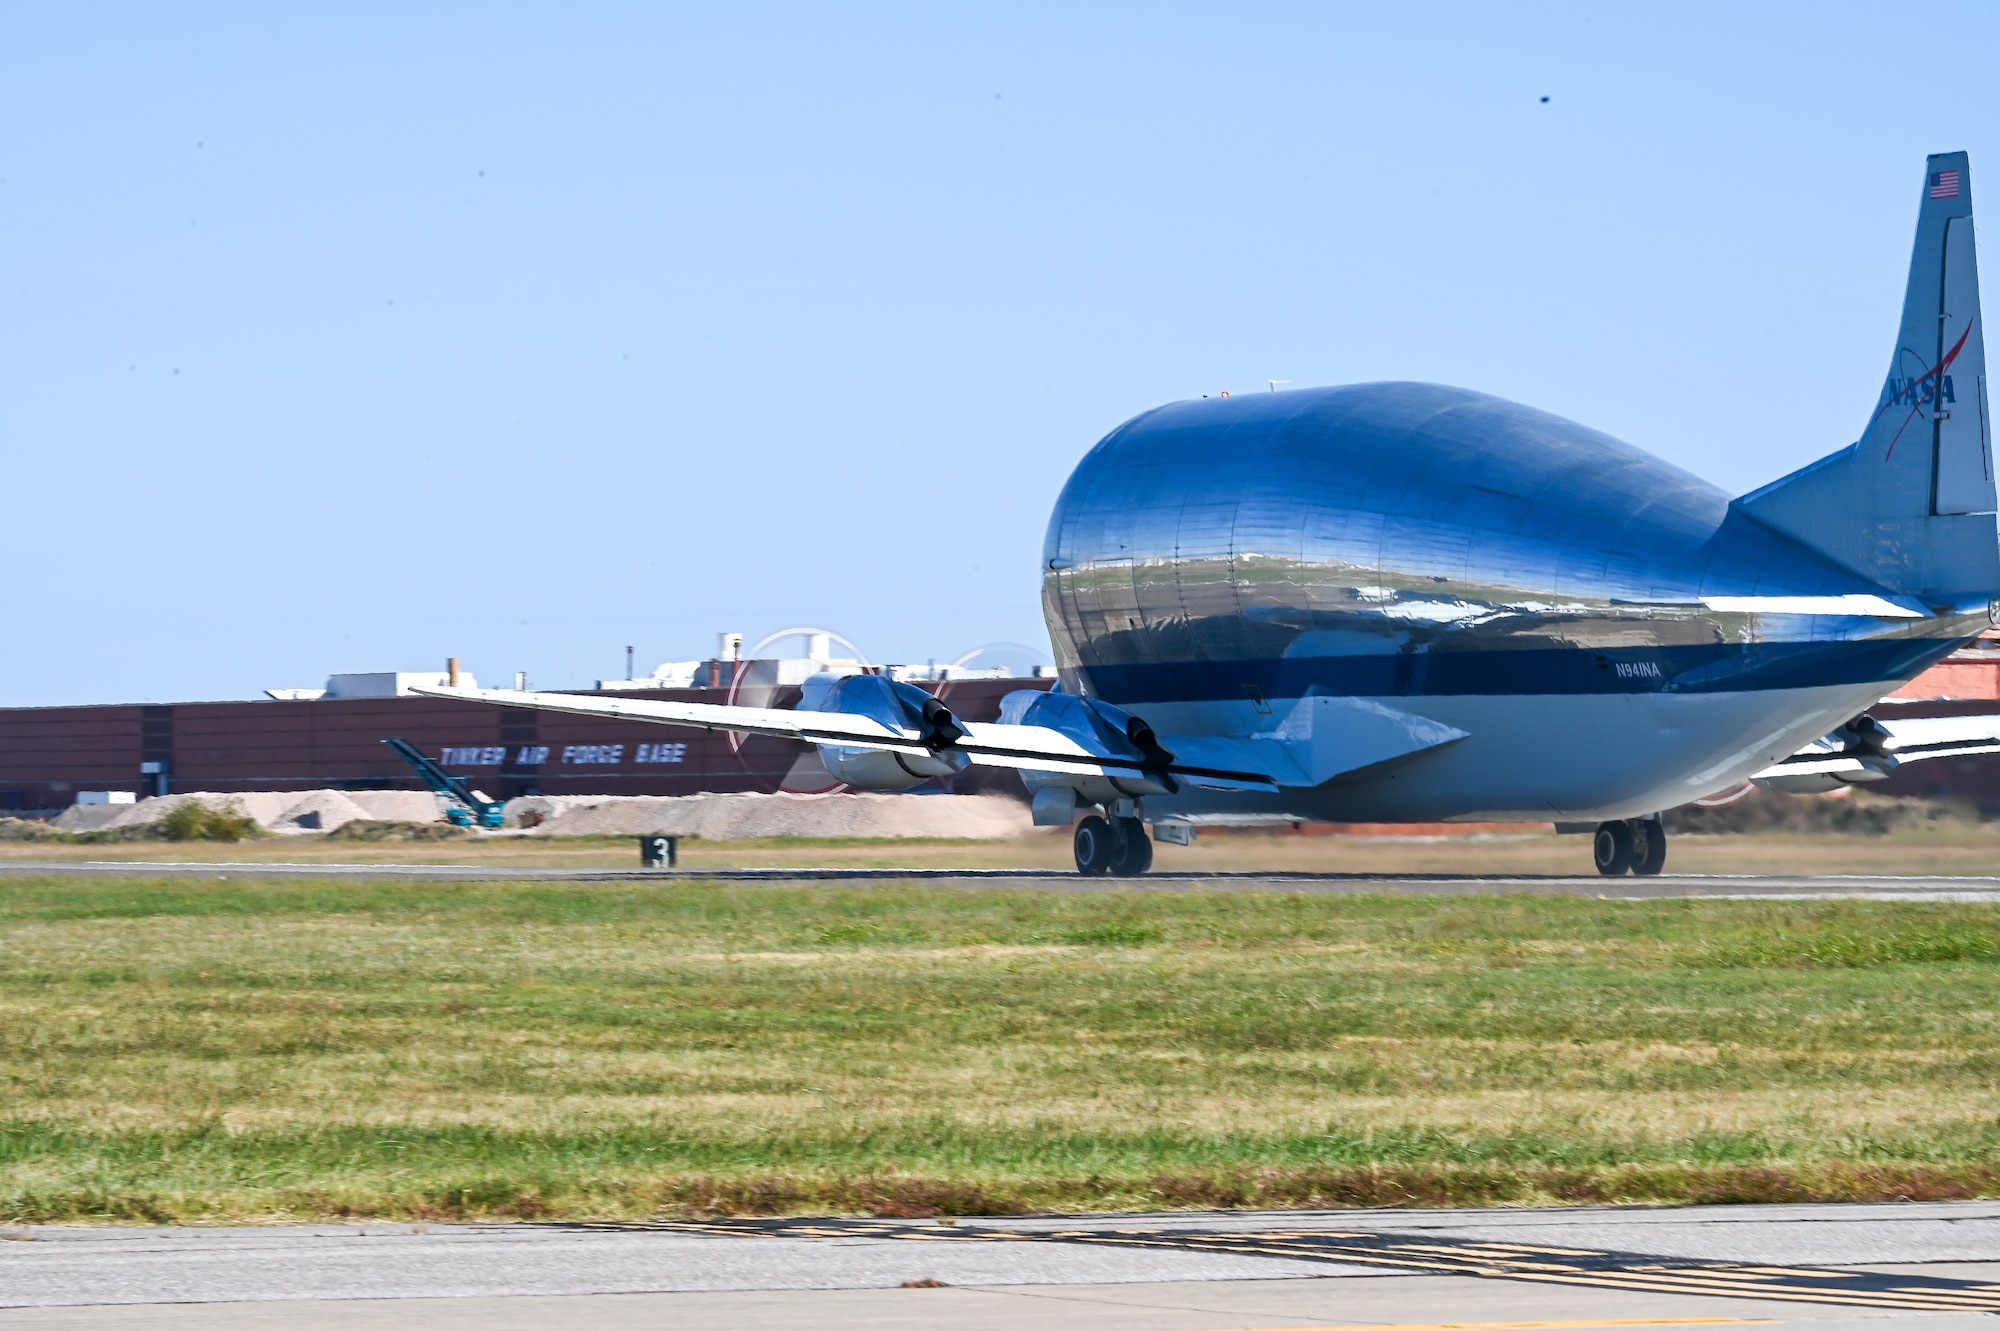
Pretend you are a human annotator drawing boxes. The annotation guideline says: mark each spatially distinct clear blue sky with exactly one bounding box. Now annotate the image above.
[5,3,1998,704]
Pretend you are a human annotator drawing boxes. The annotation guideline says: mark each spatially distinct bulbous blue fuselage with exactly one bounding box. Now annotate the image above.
[1040,383,1981,820]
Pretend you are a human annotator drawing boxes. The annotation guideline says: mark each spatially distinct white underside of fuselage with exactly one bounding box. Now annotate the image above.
[1128,682,1892,824]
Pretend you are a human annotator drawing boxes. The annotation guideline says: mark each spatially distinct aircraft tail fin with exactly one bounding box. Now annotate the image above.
[1734,151,1998,598]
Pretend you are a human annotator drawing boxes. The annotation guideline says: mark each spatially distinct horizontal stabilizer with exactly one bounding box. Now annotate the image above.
[1753,710,2000,791]
[1253,695,1470,785]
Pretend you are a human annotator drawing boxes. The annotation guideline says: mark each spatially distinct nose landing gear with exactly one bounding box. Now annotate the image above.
[1593,815,1667,876]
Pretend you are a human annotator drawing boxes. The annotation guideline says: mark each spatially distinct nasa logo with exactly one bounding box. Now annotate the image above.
[1882,374,1957,408]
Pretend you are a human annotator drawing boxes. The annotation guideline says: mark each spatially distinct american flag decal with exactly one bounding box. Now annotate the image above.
[1931,169,1962,199]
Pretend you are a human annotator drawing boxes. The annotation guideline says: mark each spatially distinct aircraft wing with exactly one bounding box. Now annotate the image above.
[1871,713,2000,760]
[413,684,931,751]
[955,724,1291,791]
[1754,712,2000,782]
[410,685,1290,790]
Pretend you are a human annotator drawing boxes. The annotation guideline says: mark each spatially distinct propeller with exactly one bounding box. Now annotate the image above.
[1125,717,1180,794]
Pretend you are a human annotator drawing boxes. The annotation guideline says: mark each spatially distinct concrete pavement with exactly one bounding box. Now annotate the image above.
[10,1202,2000,1329]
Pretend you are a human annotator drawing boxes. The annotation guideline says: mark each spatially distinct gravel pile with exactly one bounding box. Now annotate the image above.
[52,790,445,835]
[342,791,448,823]
[46,788,1030,840]
[52,804,141,833]
[262,791,384,832]
[506,791,1032,839]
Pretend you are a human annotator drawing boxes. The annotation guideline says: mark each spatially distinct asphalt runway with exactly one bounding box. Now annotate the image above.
[1,860,1999,899]
[10,1202,2000,1329]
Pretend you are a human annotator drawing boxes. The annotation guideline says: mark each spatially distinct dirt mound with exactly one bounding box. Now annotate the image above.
[42,788,1030,840]
[344,791,450,823]
[261,791,376,832]
[55,793,288,834]
[50,790,446,835]
[506,792,1032,839]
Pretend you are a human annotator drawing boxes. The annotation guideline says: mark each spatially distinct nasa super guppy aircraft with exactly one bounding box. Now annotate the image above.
[423,153,2000,877]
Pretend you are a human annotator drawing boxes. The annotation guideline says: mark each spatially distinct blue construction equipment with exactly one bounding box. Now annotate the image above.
[381,737,507,828]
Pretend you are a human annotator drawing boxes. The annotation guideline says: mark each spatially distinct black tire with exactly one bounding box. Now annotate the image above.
[1592,820,1634,876]
[1110,816,1153,876]
[1631,815,1667,876]
[1073,815,1115,876]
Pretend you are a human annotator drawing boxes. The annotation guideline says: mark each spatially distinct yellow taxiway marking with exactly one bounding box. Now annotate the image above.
[1186,1321,1777,1331]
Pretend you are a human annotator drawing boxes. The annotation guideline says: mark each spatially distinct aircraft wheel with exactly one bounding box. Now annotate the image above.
[1592,820,1635,875]
[1631,815,1667,876]
[1110,816,1153,876]
[1074,815,1116,876]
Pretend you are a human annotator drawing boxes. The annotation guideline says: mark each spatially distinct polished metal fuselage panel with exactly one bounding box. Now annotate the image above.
[1040,382,1985,820]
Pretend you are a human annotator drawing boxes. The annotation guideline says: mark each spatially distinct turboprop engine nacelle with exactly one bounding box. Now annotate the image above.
[798,673,970,790]
[998,688,1175,805]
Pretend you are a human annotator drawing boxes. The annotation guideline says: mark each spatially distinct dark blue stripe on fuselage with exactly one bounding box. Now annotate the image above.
[1076,636,1969,705]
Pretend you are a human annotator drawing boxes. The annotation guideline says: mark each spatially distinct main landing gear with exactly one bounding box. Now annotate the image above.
[1593,815,1667,876]
[1074,814,1153,876]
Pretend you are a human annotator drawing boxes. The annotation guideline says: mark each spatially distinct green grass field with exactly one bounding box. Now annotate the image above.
[6,875,2000,1223]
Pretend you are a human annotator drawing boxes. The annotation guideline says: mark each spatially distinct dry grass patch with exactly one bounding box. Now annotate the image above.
[3,806,2000,876]
[7,878,2000,1220]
